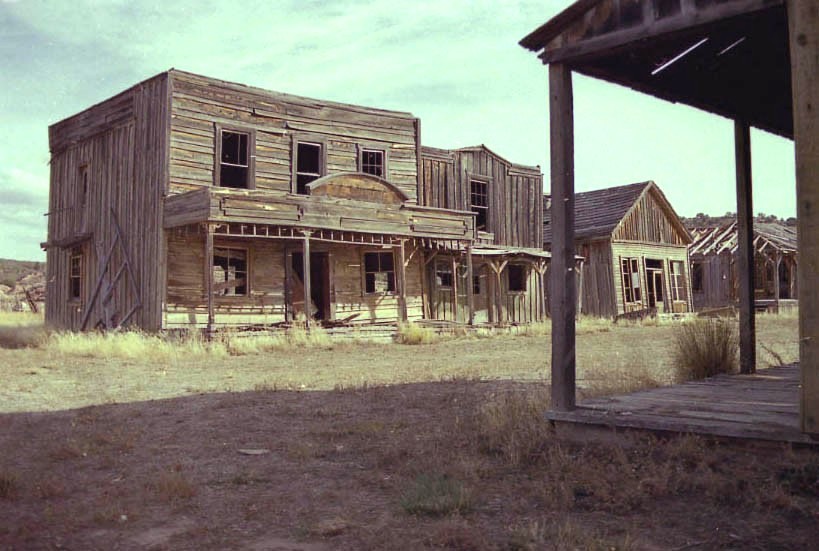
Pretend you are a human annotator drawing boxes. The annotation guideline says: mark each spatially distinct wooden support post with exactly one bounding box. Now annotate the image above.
[735,120,756,375]
[397,240,408,322]
[302,231,312,327]
[205,224,214,338]
[549,63,576,411]
[466,244,475,325]
[788,0,819,434]
[451,255,459,322]
[774,251,782,307]
[495,267,503,325]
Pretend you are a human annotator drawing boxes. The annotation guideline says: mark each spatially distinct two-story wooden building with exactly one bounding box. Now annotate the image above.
[43,70,545,331]
[543,181,693,318]
[420,145,546,324]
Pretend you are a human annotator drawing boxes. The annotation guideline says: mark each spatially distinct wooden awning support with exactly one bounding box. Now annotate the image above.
[397,239,408,322]
[788,0,819,434]
[549,63,577,411]
[735,121,756,374]
[466,245,475,325]
[206,224,214,337]
[302,230,312,327]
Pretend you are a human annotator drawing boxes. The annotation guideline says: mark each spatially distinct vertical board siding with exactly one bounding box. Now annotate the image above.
[46,74,168,331]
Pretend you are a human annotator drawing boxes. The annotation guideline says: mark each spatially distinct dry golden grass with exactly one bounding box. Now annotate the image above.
[395,322,438,344]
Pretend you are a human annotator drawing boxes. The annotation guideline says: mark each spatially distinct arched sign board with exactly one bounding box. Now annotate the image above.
[306,172,409,206]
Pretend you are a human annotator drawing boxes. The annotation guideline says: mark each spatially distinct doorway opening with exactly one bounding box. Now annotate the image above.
[291,252,330,320]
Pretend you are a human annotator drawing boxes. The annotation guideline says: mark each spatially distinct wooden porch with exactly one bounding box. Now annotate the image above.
[548,365,818,446]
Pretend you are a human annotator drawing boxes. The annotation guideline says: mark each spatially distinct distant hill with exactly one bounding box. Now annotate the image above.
[0,258,46,288]
[681,213,797,229]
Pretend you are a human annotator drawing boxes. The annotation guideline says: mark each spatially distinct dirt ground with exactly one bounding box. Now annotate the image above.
[0,318,816,550]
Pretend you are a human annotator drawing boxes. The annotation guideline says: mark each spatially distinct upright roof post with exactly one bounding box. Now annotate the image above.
[205,223,215,339]
[734,120,756,375]
[302,231,312,328]
[788,0,819,434]
[549,63,576,411]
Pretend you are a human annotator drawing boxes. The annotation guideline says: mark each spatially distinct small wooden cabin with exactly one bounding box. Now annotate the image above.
[421,145,547,324]
[43,70,545,332]
[689,222,798,310]
[543,181,693,318]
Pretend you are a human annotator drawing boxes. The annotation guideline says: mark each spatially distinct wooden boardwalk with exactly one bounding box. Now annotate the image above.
[547,365,818,446]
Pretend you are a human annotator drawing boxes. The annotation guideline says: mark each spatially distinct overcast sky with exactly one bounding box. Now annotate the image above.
[0,0,796,261]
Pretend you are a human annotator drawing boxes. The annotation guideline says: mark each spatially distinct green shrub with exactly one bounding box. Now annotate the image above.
[400,473,471,516]
[673,319,738,381]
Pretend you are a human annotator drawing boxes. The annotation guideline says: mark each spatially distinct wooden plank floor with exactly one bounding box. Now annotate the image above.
[547,365,818,446]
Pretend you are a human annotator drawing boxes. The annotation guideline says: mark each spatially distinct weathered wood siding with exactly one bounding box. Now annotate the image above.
[167,71,420,200]
[420,147,543,249]
[610,241,692,315]
[427,256,545,324]
[577,239,617,318]
[611,189,689,245]
[691,252,735,309]
[164,228,424,328]
[46,74,169,331]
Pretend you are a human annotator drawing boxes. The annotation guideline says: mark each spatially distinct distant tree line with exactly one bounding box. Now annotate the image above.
[681,212,797,229]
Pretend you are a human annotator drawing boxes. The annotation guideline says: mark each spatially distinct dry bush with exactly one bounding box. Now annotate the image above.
[400,473,472,516]
[221,325,333,354]
[0,470,19,499]
[475,389,552,467]
[521,321,551,337]
[0,310,44,327]
[576,316,613,334]
[673,318,738,381]
[152,470,197,503]
[507,518,634,551]
[0,324,47,349]
[395,322,437,345]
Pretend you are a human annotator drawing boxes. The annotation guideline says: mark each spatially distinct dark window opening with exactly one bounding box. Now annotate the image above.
[364,251,395,294]
[361,149,384,177]
[219,131,250,188]
[621,257,642,303]
[435,261,453,289]
[507,264,526,292]
[213,247,248,296]
[692,262,704,292]
[473,275,481,295]
[470,180,488,231]
[79,165,89,207]
[69,249,82,300]
[296,142,322,194]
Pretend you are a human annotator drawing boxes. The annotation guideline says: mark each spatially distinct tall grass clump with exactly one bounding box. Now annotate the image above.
[400,473,472,516]
[395,322,437,345]
[222,325,331,354]
[672,318,738,381]
[475,389,552,467]
[49,330,227,361]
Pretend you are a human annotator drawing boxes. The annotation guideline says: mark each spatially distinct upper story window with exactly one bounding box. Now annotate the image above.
[360,148,385,178]
[470,179,488,231]
[217,127,254,189]
[78,165,89,208]
[364,251,395,294]
[69,248,83,301]
[295,141,323,195]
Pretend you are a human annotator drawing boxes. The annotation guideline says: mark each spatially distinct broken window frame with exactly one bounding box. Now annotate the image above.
[214,125,256,190]
[434,259,454,290]
[213,246,249,297]
[670,260,686,302]
[507,263,527,293]
[358,145,388,178]
[469,178,489,232]
[621,257,642,304]
[362,251,396,295]
[69,247,83,301]
[292,135,327,195]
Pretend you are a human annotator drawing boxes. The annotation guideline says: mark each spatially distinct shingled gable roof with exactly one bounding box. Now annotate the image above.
[543,181,690,245]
